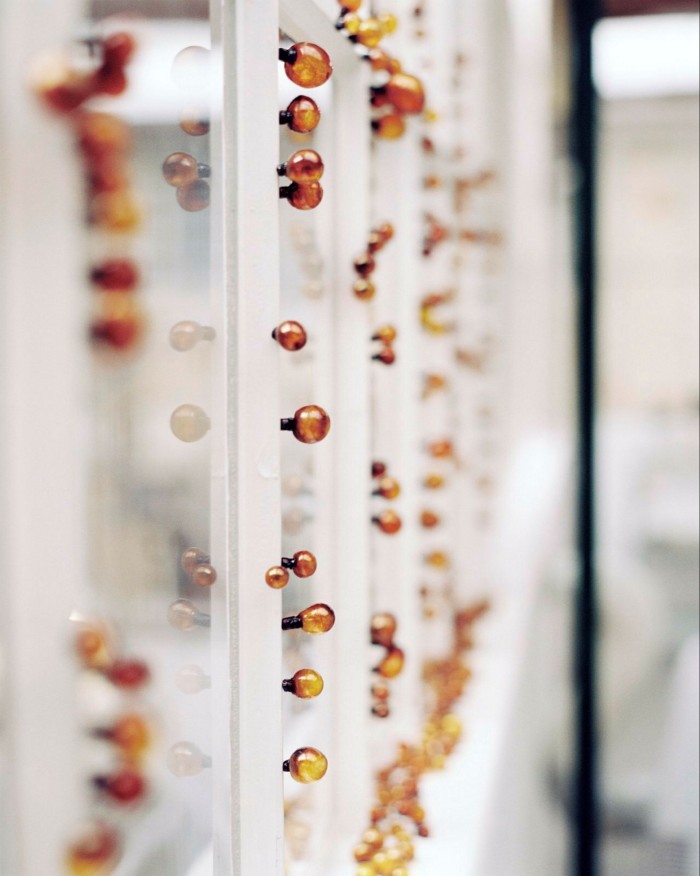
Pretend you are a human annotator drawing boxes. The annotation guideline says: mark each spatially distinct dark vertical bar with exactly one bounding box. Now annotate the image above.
[569,1,601,875]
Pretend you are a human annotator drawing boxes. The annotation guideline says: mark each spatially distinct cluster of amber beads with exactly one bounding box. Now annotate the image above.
[369,613,405,718]
[66,821,120,876]
[162,151,211,213]
[353,223,394,301]
[181,546,218,588]
[372,324,397,365]
[352,602,490,874]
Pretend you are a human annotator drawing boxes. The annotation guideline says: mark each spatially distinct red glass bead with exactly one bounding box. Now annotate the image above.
[103,32,137,67]
[91,309,143,351]
[106,659,151,690]
[94,768,147,805]
[354,253,376,277]
[371,461,387,478]
[90,259,139,291]
[373,346,396,365]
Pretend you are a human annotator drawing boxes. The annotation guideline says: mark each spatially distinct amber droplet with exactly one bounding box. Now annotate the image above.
[281,43,333,89]
[284,747,328,783]
[374,476,401,500]
[282,549,317,578]
[181,111,210,136]
[373,346,396,365]
[281,181,324,211]
[282,95,321,133]
[354,279,376,301]
[373,510,402,535]
[372,113,406,140]
[90,259,139,291]
[371,613,397,648]
[66,822,120,875]
[356,18,385,47]
[181,547,210,575]
[281,149,325,184]
[283,668,324,699]
[94,769,147,805]
[177,179,210,212]
[373,325,397,344]
[354,253,376,277]
[282,405,331,444]
[421,510,440,529]
[299,603,336,634]
[376,647,405,679]
[106,659,150,690]
[384,73,426,114]
[162,152,199,187]
[265,565,290,590]
[192,564,217,587]
[424,472,445,490]
[273,320,308,351]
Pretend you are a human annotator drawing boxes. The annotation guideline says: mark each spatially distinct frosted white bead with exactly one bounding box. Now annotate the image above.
[167,741,211,777]
[302,280,324,300]
[169,321,215,352]
[170,404,210,443]
[167,599,210,631]
[176,664,211,695]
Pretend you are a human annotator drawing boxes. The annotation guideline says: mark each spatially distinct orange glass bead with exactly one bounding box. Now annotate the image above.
[282,549,317,578]
[180,110,209,136]
[91,192,142,233]
[371,613,397,648]
[356,18,384,48]
[367,49,402,74]
[76,112,130,162]
[281,95,321,133]
[373,510,402,535]
[90,259,139,292]
[373,346,396,366]
[376,647,405,679]
[76,628,110,670]
[373,325,397,344]
[372,113,406,140]
[281,43,333,89]
[162,152,199,187]
[97,715,150,759]
[283,668,325,699]
[66,822,120,876]
[378,223,395,243]
[265,565,290,589]
[424,472,445,490]
[284,747,329,783]
[354,279,376,301]
[280,149,324,184]
[176,179,210,212]
[282,405,331,444]
[281,181,324,211]
[425,550,450,569]
[192,564,217,587]
[273,320,308,351]
[421,510,440,529]
[94,768,147,805]
[379,12,399,34]
[283,603,336,634]
[106,659,150,690]
[428,439,454,459]
[354,253,376,277]
[373,476,401,500]
[383,73,426,114]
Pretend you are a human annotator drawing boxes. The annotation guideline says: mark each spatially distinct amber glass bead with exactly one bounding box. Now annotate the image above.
[341,14,362,35]
[76,628,110,670]
[425,551,450,569]
[181,110,210,136]
[282,404,331,444]
[373,346,396,365]
[94,768,147,805]
[372,113,406,140]
[192,564,217,587]
[374,476,401,500]
[353,279,376,301]
[281,95,321,133]
[368,49,402,74]
[373,510,402,535]
[90,259,139,292]
[98,715,150,759]
[373,325,397,344]
[281,43,333,89]
[283,668,324,699]
[265,565,290,590]
[280,150,324,184]
[354,843,374,863]
[273,320,307,351]
[282,603,336,634]
[162,152,199,187]
[91,192,142,233]
[372,682,390,701]
[429,439,454,459]
[284,747,328,783]
[372,461,387,478]
[66,822,120,876]
[355,18,384,47]
[281,181,324,211]
[367,230,385,253]
[379,12,399,34]
[384,73,426,114]
[354,253,376,277]
[371,613,397,647]
[424,472,445,490]
[282,549,317,578]
[376,647,405,679]
[177,179,211,212]
[363,828,384,850]
[106,659,150,690]
[181,547,209,575]
[378,223,395,243]
[421,510,440,529]
[340,0,363,10]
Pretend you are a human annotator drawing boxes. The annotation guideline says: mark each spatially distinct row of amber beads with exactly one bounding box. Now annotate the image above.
[353,223,394,301]
[372,324,397,365]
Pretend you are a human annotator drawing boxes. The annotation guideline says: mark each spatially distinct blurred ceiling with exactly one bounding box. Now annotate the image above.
[606,0,699,15]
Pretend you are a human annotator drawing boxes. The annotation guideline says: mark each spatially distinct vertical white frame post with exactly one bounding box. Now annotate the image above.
[211,0,284,872]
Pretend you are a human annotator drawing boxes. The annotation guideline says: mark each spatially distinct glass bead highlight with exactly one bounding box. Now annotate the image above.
[170,404,210,442]
[285,747,329,784]
[283,668,325,699]
[282,43,333,89]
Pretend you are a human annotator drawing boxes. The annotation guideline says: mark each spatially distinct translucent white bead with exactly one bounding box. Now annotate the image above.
[169,321,215,352]
[283,508,308,536]
[176,664,211,694]
[166,741,211,777]
[170,404,210,443]
[167,599,210,631]
[303,255,324,278]
[302,280,324,300]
